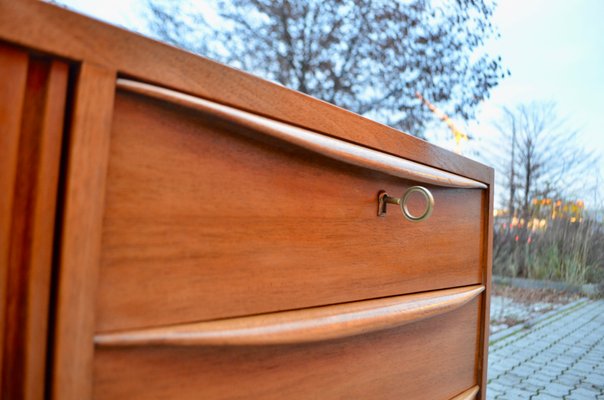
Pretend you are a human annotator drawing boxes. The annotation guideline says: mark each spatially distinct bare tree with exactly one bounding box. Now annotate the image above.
[145,0,507,137]
[491,102,600,277]
[494,102,598,219]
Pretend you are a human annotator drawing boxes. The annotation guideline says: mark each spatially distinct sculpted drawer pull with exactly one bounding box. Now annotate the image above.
[377,186,434,222]
[94,285,484,347]
[450,386,479,400]
[116,79,487,189]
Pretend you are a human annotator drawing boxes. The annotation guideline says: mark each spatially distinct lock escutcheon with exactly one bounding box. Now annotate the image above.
[377,186,434,222]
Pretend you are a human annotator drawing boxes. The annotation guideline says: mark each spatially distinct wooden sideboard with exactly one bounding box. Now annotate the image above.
[0,1,494,399]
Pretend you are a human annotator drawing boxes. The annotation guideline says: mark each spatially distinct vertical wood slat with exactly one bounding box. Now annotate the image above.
[51,63,115,400]
[478,174,495,400]
[0,43,29,400]
[0,44,69,400]
[20,58,69,400]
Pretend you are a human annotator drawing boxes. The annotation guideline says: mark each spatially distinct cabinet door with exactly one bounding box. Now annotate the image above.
[0,44,69,400]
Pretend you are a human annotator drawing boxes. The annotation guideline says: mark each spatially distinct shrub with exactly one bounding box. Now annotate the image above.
[493,215,604,285]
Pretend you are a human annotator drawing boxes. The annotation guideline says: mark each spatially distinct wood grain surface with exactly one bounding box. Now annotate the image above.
[0,0,493,185]
[51,64,116,400]
[0,46,68,400]
[93,296,481,400]
[96,91,484,331]
[0,44,28,398]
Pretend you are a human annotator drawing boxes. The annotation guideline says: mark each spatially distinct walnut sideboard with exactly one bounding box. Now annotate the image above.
[0,1,494,399]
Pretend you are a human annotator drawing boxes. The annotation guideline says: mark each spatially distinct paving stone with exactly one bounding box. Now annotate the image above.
[575,382,602,393]
[567,387,602,399]
[553,374,584,386]
[530,393,560,400]
[486,388,502,400]
[524,374,551,387]
[487,382,508,393]
[496,372,525,386]
[586,373,604,385]
[573,363,597,374]
[517,381,544,393]
[513,364,539,376]
[542,382,572,397]
[540,366,565,377]
[551,359,575,369]
[564,370,587,379]
[503,389,535,399]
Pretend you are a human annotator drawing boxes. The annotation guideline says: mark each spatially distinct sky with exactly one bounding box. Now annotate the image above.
[467,0,604,173]
[53,0,604,206]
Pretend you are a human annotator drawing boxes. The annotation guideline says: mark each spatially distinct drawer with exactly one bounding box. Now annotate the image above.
[96,80,487,332]
[93,288,483,400]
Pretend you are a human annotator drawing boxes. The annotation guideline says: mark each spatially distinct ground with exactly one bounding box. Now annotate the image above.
[487,285,604,399]
[490,285,582,335]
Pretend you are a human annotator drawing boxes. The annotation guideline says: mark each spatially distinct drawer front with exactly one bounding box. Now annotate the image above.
[93,294,482,400]
[96,84,485,331]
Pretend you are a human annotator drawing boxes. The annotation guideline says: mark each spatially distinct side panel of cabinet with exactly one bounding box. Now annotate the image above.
[0,44,69,400]
[479,179,495,399]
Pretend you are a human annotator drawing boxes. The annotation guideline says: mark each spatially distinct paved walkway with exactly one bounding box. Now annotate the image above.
[487,299,604,399]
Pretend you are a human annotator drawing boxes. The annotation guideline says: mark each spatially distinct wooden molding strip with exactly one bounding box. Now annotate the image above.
[450,386,479,400]
[95,285,483,347]
[116,79,487,189]
[52,64,117,400]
